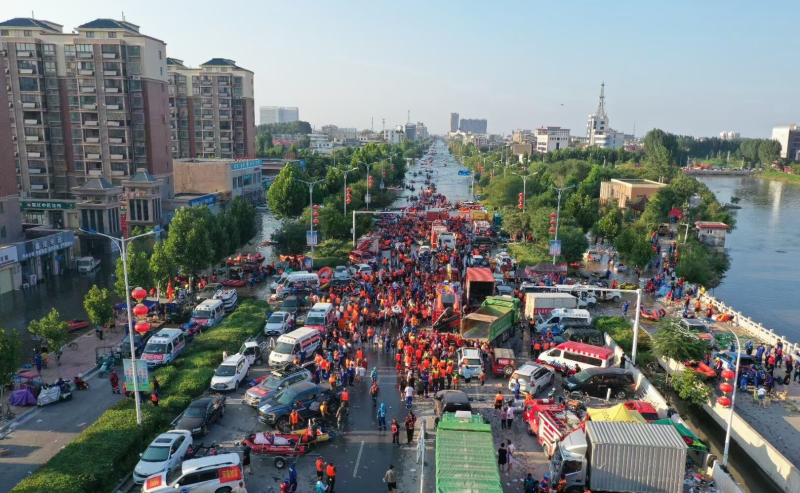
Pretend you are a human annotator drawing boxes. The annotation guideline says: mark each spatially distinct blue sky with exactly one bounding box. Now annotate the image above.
[6,0,797,137]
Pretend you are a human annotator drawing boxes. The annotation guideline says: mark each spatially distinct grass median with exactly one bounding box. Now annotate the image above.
[11,299,268,493]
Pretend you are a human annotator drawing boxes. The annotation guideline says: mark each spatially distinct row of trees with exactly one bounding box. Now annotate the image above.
[115,196,257,298]
[267,141,428,254]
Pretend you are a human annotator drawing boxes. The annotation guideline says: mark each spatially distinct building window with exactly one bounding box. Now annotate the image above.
[0,30,8,36]
[0,202,4,214]
[23,30,32,37]
[0,227,5,238]
[108,32,117,39]
[43,44,55,55]
[76,44,92,53]
[136,200,142,221]
[86,31,95,38]
[158,50,162,60]
[64,45,75,56]
[143,200,149,221]
[160,67,163,76]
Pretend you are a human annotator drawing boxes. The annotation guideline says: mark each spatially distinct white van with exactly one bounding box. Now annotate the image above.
[304,302,334,332]
[141,453,243,493]
[536,341,614,373]
[537,308,592,331]
[191,299,225,328]
[142,328,186,368]
[275,272,320,294]
[268,328,322,366]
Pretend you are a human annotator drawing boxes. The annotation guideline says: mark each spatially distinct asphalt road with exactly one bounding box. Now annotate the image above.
[0,373,125,493]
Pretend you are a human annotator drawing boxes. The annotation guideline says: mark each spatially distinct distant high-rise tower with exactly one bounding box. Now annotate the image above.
[260,106,299,125]
[586,82,623,149]
[449,113,459,133]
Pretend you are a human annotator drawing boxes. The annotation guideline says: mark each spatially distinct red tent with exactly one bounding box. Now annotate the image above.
[668,208,683,218]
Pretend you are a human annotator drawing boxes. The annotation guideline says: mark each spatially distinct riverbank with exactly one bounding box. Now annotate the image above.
[755,169,800,184]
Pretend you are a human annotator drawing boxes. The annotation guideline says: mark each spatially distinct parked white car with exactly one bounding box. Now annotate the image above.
[210,354,250,391]
[333,265,350,280]
[350,263,373,276]
[508,363,554,396]
[265,311,293,336]
[133,430,192,484]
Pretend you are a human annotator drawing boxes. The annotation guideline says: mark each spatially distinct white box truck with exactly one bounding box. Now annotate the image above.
[524,293,581,320]
[548,421,687,493]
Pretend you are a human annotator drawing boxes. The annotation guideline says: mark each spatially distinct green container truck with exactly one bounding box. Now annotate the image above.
[460,296,520,346]
[436,413,502,493]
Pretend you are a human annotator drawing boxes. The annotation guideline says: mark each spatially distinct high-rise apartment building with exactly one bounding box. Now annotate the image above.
[719,131,740,141]
[416,122,428,140]
[404,122,417,141]
[772,124,800,160]
[535,126,570,153]
[0,67,23,242]
[167,58,255,160]
[459,118,487,134]
[0,17,174,199]
[260,106,298,125]
[449,113,459,133]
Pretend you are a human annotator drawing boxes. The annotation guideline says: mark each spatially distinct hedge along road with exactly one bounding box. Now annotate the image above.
[7,299,268,493]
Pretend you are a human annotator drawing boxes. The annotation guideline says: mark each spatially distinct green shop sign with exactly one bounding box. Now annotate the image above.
[21,200,76,211]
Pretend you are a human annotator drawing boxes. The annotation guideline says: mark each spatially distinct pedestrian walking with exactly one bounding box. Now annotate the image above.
[391,418,400,445]
[497,442,508,472]
[315,480,328,493]
[242,444,252,475]
[151,389,159,407]
[405,383,414,409]
[507,440,515,471]
[622,301,629,316]
[288,462,298,492]
[479,370,486,388]
[384,464,398,492]
[500,406,507,429]
[523,473,536,493]
[378,402,387,430]
[505,405,514,429]
[232,481,248,493]
[109,370,120,394]
[326,462,337,493]
[34,351,42,374]
[336,404,348,431]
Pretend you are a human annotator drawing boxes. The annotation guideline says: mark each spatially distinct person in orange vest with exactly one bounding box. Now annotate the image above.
[340,388,350,407]
[494,391,504,410]
[328,371,337,390]
[316,457,325,481]
[326,462,337,493]
[391,418,400,445]
[290,409,300,430]
[533,340,542,359]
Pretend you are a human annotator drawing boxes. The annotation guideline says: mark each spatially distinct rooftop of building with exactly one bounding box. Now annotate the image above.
[125,171,158,183]
[77,18,140,32]
[694,221,729,229]
[0,18,62,32]
[610,178,666,187]
[200,58,252,73]
[78,178,117,190]
[167,57,186,67]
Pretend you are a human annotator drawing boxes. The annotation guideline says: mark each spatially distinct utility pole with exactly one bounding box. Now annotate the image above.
[296,178,325,267]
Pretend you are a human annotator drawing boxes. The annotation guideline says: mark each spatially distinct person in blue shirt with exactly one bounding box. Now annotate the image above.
[514,378,521,401]
[288,462,298,492]
[377,402,387,430]
[745,340,754,356]
[756,344,765,365]
[371,367,379,384]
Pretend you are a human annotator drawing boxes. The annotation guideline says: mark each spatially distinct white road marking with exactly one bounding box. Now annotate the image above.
[353,440,365,477]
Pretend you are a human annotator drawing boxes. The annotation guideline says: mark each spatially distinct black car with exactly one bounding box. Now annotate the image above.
[257,381,340,432]
[174,395,226,436]
[562,367,636,400]
[280,296,305,316]
[433,390,472,419]
[118,332,152,358]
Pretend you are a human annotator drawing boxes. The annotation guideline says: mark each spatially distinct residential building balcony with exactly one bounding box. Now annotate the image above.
[22,102,38,109]
[30,184,46,190]
[24,119,41,125]
[200,80,212,85]
[111,170,126,176]
[19,68,35,74]
[79,69,94,76]
[80,86,96,93]
[88,169,102,176]
[102,53,117,59]
[105,87,120,93]
[28,167,45,174]
[86,153,101,159]
[107,121,123,127]
[106,104,120,110]
[82,103,97,110]
[104,70,118,76]
[77,52,93,59]
[85,137,100,143]
[16,51,33,57]
[83,120,99,126]
[27,152,41,158]
[108,137,124,144]
[25,135,40,142]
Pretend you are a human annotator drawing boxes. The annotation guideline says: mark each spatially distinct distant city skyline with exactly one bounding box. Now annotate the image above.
[4,0,799,138]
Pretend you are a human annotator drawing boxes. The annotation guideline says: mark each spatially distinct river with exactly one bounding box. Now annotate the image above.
[696,175,800,342]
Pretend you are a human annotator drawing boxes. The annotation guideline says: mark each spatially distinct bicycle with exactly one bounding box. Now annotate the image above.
[2,402,16,421]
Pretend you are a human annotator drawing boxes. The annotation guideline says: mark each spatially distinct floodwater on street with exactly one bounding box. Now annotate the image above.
[696,175,800,342]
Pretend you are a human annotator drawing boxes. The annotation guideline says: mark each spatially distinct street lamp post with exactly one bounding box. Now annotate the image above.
[356,160,373,210]
[512,172,539,213]
[296,178,325,268]
[550,185,576,264]
[720,327,741,468]
[79,226,162,426]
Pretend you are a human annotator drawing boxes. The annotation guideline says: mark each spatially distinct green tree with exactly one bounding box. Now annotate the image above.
[643,129,678,159]
[593,207,623,240]
[675,241,728,288]
[616,227,654,268]
[557,226,589,263]
[0,328,21,403]
[267,165,309,218]
[272,221,307,255]
[652,319,708,389]
[565,192,599,232]
[149,241,177,289]
[83,285,113,329]
[164,207,214,274]
[115,241,153,298]
[672,368,714,407]
[758,139,782,166]
[502,210,531,240]
[318,204,350,240]
[29,309,69,376]
[228,196,257,247]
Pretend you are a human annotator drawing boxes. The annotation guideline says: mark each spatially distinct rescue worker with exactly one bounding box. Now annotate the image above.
[109,370,120,394]
[326,462,337,493]
[391,418,400,445]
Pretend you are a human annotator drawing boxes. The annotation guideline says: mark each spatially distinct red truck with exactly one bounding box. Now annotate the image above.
[523,399,571,459]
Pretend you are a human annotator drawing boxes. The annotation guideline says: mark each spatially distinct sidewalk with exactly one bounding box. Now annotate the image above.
[2,326,127,424]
